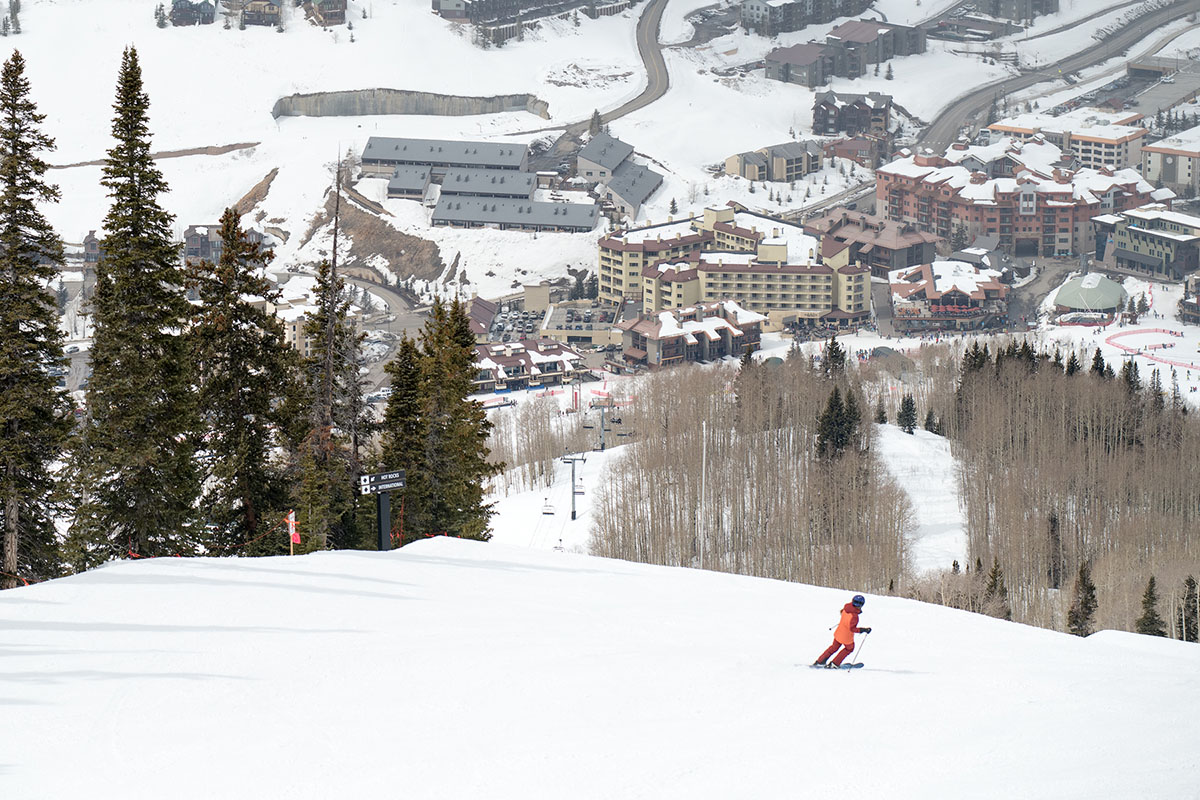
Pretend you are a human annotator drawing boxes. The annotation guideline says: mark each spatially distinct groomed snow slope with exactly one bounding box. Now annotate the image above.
[3,538,1197,798]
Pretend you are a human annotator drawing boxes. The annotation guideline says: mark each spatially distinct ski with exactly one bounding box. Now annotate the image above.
[809,662,864,670]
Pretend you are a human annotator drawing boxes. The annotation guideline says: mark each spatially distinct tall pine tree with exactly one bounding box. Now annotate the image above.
[378,335,426,545]
[297,256,365,551]
[1067,561,1098,637]
[411,297,501,539]
[190,208,300,555]
[897,393,917,434]
[0,51,70,588]
[1135,576,1166,637]
[65,47,198,567]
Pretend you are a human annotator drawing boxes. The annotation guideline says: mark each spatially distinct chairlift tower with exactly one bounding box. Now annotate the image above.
[560,452,587,520]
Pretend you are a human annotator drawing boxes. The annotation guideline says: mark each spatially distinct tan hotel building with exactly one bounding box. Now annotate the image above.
[987,107,1146,171]
[601,205,869,327]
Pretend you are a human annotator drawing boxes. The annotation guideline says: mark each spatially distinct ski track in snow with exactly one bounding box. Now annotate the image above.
[874,424,968,575]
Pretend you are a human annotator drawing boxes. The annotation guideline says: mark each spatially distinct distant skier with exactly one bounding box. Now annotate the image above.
[813,594,872,668]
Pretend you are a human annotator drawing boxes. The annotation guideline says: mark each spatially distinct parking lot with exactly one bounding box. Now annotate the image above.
[488,304,547,342]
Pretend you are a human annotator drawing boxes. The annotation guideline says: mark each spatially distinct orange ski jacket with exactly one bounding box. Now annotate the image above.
[834,602,865,645]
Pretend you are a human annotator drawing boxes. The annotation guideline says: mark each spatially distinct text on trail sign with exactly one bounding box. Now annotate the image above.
[359,469,406,495]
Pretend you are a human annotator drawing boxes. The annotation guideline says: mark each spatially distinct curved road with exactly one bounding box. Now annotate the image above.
[517,0,672,136]
[919,0,1200,151]
[599,0,672,126]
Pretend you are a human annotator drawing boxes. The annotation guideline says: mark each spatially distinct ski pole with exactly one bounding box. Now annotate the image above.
[848,630,870,670]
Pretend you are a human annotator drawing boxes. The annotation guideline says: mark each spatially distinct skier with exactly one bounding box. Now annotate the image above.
[813,594,872,668]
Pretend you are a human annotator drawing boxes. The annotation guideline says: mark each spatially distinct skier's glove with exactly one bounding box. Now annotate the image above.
[860,627,872,634]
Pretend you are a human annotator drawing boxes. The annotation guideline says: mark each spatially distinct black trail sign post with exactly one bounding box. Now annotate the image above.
[359,470,406,551]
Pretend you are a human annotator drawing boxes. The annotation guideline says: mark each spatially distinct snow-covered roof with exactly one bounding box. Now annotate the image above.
[578,132,635,172]
[363,136,527,170]
[1142,123,1200,155]
[889,261,1006,303]
[990,107,1146,143]
[879,138,1157,207]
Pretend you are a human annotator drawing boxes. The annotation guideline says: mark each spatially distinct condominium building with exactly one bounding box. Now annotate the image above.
[876,137,1172,256]
[598,217,714,305]
[603,205,869,328]
[988,107,1147,170]
[725,140,825,182]
[805,209,941,278]
[982,0,1059,21]
[740,0,873,37]
[360,136,528,177]
[1141,124,1200,195]
[617,301,766,369]
[1091,204,1200,280]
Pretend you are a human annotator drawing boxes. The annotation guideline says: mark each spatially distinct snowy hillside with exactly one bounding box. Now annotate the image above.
[2,538,1197,798]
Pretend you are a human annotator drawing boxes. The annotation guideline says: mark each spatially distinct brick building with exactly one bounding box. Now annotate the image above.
[876,138,1173,256]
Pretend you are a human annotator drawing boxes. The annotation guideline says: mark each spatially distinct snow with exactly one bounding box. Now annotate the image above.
[874,424,967,575]
[3,536,1198,797]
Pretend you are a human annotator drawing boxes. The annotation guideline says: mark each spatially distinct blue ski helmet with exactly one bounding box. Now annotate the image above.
[852,594,866,607]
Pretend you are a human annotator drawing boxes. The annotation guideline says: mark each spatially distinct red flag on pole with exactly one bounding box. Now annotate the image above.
[287,511,299,544]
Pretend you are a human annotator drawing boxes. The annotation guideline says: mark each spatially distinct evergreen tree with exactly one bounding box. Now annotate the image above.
[897,393,917,434]
[821,335,846,379]
[923,409,936,432]
[378,336,426,545]
[415,297,501,539]
[950,223,968,251]
[1067,561,1098,637]
[65,48,198,568]
[1064,351,1080,376]
[885,63,894,80]
[297,256,366,551]
[1090,348,1106,377]
[1137,294,1150,316]
[815,385,846,458]
[844,388,861,444]
[1181,575,1199,642]
[588,109,602,137]
[1135,576,1166,637]
[669,197,678,215]
[190,209,300,555]
[155,3,168,27]
[983,558,1011,620]
[1120,359,1141,394]
[874,396,886,424]
[0,51,70,588]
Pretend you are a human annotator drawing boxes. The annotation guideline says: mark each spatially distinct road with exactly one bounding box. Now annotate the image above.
[343,275,427,392]
[919,0,1200,150]
[518,0,672,138]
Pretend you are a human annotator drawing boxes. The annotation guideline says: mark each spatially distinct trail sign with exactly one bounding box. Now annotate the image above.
[358,470,406,551]
[360,470,406,492]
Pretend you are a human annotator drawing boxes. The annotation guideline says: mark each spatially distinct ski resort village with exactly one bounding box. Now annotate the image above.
[2,0,1200,796]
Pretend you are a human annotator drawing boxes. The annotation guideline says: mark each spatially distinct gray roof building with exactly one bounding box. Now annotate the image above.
[386,165,432,198]
[440,167,536,199]
[432,196,598,232]
[602,161,664,218]
[361,136,528,175]
[578,133,636,173]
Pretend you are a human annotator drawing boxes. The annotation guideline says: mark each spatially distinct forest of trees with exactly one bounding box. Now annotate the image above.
[0,48,495,588]
[940,340,1200,636]
[590,340,911,593]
